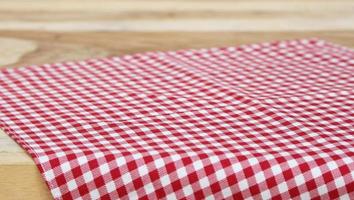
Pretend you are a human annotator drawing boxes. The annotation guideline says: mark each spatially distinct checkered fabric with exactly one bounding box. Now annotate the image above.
[0,39,353,200]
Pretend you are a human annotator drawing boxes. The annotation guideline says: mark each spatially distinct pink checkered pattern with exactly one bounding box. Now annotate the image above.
[0,39,353,200]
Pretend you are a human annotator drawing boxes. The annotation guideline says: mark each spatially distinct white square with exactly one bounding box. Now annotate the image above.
[38,155,49,163]
[83,171,94,182]
[248,158,258,165]
[317,184,328,195]
[165,192,178,200]
[238,179,249,191]
[287,159,298,168]
[176,167,187,179]
[160,175,172,187]
[115,157,126,167]
[294,174,305,186]
[215,169,226,181]
[143,182,155,194]
[121,173,133,185]
[310,167,322,178]
[44,169,55,181]
[327,161,337,170]
[105,180,116,193]
[138,165,149,176]
[55,152,66,158]
[260,190,272,199]
[99,163,110,175]
[271,165,282,175]
[89,189,100,200]
[154,158,165,168]
[51,187,62,199]
[231,163,242,173]
[132,153,142,159]
[334,177,345,188]
[182,185,193,196]
[255,172,266,183]
[277,182,289,193]
[192,160,204,171]
[300,192,311,199]
[77,156,88,165]
[221,187,232,198]
[199,177,210,188]
[339,194,350,200]
[205,194,216,200]
[60,162,71,173]
[127,191,139,199]
[67,179,78,191]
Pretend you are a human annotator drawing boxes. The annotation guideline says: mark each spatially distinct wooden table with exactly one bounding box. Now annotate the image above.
[0,0,353,199]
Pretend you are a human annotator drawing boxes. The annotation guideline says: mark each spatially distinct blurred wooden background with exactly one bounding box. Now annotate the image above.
[0,0,354,199]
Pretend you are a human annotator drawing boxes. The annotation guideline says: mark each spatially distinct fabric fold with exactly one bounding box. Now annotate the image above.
[0,39,353,199]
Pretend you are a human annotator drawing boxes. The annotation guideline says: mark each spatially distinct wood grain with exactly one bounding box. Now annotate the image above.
[0,0,354,199]
[0,37,37,66]
[0,0,353,31]
[0,165,52,200]
[0,31,354,68]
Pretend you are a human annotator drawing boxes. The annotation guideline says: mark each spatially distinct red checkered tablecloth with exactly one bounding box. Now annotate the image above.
[0,39,353,199]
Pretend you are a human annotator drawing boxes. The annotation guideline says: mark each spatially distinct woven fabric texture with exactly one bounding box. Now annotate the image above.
[0,39,353,199]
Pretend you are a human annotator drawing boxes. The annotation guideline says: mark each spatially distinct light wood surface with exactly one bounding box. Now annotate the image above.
[0,0,354,31]
[0,0,353,199]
